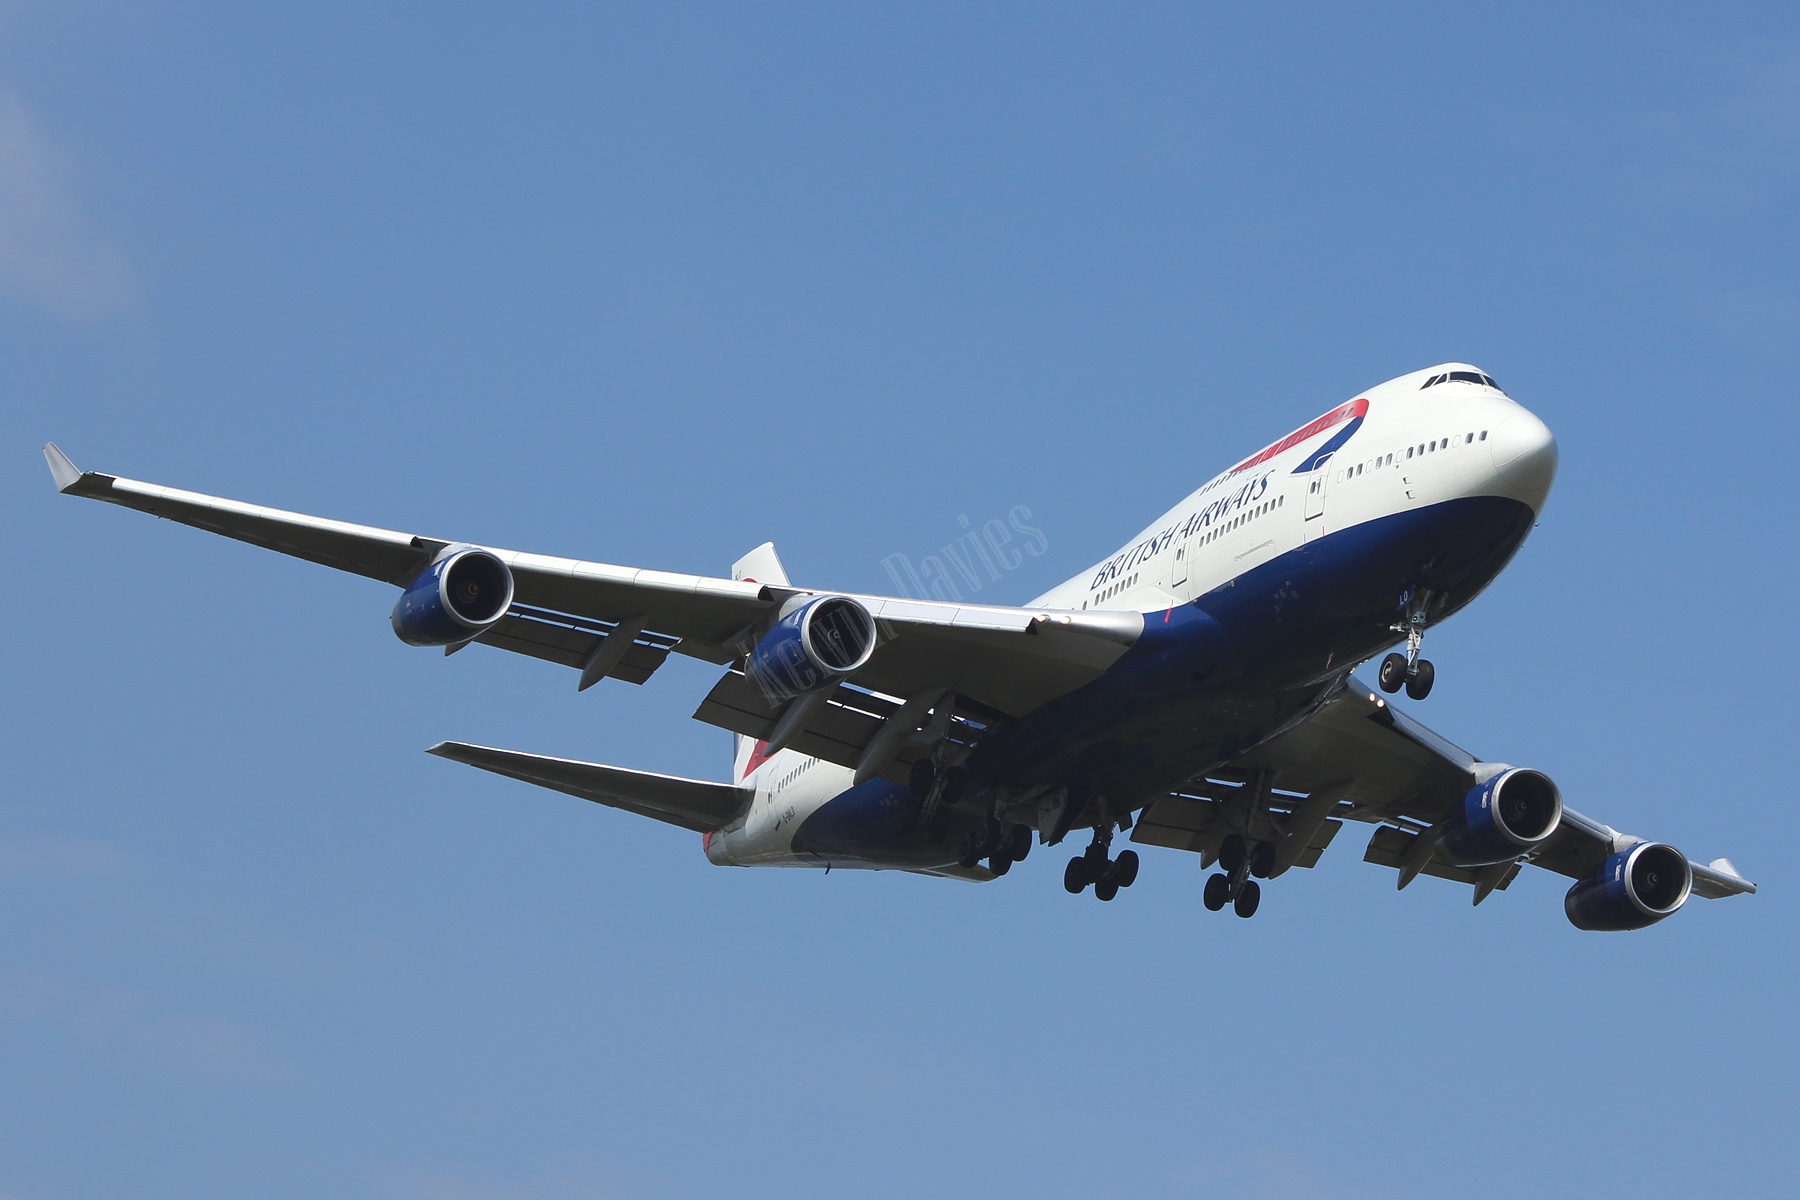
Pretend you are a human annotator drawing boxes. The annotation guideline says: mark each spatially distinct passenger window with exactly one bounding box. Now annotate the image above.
[1480,430,1487,440]
[1466,432,1473,442]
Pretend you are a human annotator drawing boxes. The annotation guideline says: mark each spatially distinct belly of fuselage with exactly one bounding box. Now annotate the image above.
[967,494,1535,806]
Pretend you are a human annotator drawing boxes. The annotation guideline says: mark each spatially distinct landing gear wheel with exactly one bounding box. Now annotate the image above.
[1006,824,1033,862]
[1405,659,1435,701]
[1094,878,1119,902]
[1064,857,1090,894]
[987,854,1012,877]
[1218,833,1248,874]
[1203,873,1231,911]
[1110,849,1140,889]
[1249,840,1277,879]
[1379,652,1408,694]
[957,831,983,870]
[1234,879,1261,918]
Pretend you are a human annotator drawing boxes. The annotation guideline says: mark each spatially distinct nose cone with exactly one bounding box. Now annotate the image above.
[1489,410,1558,511]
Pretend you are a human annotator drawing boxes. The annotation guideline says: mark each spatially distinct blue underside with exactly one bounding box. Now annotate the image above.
[791,494,1534,868]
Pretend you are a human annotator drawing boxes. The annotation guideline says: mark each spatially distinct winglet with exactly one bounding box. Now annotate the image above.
[1690,856,1757,899]
[43,443,81,492]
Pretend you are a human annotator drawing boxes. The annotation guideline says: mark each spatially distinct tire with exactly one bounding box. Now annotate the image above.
[1234,879,1261,918]
[1405,658,1435,701]
[1218,833,1247,874]
[1111,849,1140,888]
[1203,872,1231,911]
[908,759,935,798]
[987,854,1012,877]
[1094,879,1119,902]
[957,831,982,870]
[1249,840,1277,879]
[1007,824,1034,862]
[1379,652,1408,694]
[1064,857,1089,894]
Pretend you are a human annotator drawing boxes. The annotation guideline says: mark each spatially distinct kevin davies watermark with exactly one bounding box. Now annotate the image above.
[880,507,1048,602]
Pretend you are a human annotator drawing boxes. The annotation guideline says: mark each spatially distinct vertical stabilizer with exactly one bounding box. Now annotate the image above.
[728,542,787,777]
[733,734,770,784]
[732,542,789,587]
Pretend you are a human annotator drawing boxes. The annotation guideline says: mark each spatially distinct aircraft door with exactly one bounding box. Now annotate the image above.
[1302,457,1329,540]
[1168,524,1190,592]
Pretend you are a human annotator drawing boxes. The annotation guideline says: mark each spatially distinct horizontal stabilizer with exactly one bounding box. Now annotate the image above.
[427,741,752,833]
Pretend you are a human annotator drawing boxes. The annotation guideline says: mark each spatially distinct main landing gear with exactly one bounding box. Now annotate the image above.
[1203,832,1274,918]
[911,760,965,842]
[1379,592,1436,700]
[958,817,1033,876]
[1062,826,1139,902]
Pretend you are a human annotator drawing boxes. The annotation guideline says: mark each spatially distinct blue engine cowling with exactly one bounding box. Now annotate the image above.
[746,595,876,701]
[1565,842,1692,931]
[390,548,515,646]
[1436,767,1563,867]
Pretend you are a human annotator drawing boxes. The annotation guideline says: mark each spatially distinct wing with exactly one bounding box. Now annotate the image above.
[45,445,1137,719]
[1133,675,1757,905]
[427,741,752,833]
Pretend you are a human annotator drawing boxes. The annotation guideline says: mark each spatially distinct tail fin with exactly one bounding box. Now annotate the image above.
[733,735,773,784]
[728,542,788,777]
[731,542,789,587]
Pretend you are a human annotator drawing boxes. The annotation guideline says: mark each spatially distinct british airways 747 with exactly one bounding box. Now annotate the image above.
[44,363,1755,928]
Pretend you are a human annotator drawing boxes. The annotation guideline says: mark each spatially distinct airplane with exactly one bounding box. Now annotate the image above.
[42,362,1756,929]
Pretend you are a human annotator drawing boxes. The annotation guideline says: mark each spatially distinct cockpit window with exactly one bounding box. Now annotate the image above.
[1420,371,1503,392]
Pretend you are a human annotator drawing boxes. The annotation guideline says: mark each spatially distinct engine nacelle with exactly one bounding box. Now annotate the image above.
[746,595,876,701]
[1565,842,1692,931]
[390,548,514,646]
[1436,767,1563,867]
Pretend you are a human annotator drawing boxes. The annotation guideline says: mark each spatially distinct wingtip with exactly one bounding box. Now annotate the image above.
[43,442,81,492]
[1708,857,1757,893]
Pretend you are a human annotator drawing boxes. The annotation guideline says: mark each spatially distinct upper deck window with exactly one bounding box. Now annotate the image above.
[1420,371,1502,391]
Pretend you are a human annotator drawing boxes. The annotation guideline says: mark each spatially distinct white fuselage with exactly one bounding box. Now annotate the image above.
[706,363,1557,870]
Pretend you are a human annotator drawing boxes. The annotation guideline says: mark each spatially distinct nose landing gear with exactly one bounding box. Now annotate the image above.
[1380,592,1436,700]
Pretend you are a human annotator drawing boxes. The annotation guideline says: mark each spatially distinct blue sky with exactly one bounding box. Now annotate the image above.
[4,3,1797,1197]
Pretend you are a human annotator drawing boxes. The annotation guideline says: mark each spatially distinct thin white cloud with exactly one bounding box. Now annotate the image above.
[0,84,133,324]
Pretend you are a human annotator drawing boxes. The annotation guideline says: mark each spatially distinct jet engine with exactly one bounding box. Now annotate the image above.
[746,595,876,700]
[1436,768,1562,867]
[1565,842,1692,931]
[390,547,515,646]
